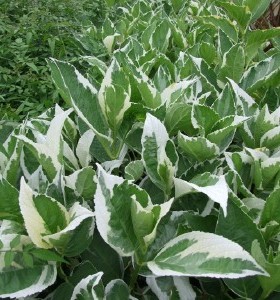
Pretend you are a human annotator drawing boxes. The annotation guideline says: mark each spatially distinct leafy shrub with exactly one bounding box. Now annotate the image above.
[1,0,280,299]
[0,0,106,120]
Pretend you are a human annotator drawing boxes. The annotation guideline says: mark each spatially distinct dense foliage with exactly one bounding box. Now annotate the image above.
[1,0,280,299]
[0,0,107,120]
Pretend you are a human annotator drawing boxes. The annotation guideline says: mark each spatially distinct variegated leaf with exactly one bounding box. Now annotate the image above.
[2,128,23,185]
[141,114,178,196]
[192,104,220,136]
[0,234,57,298]
[261,157,280,188]
[94,164,139,256]
[228,79,258,117]
[124,160,144,181]
[19,177,94,256]
[0,263,57,299]
[19,177,69,249]
[64,167,96,200]
[71,272,104,300]
[105,279,130,300]
[189,56,219,97]
[173,277,196,300]
[178,133,220,162]
[207,115,249,152]
[212,83,236,118]
[76,129,95,168]
[147,231,268,278]
[17,108,72,181]
[42,202,95,256]
[161,78,198,107]
[260,126,280,150]
[254,105,277,146]
[95,165,173,255]
[98,59,131,132]
[48,59,112,154]
[241,53,280,92]
[174,173,228,216]
[198,16,238,43]
[131,197,173,249]
[218,44,245,84]
[0,175,22,223]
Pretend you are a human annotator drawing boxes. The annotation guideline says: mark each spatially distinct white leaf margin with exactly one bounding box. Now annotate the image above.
[141,113,178,183]
[0,263,57,299]
[42,202,95,246]
[17,108,73,175]
[19,177,55,249]
[70,272,103,300]
[174,175,228,216]
[94,164,127,255]
[147,231,269,278]
[76,129,95,168]
[173,277,196,300]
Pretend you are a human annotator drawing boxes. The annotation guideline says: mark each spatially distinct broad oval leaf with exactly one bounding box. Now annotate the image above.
[147,231,268,278]
[42,202,95,257]
[189,56,219,97]
[70,272,104,300]
[124,160,144,181]
[19,177,94,255]
[105,279,130,300]
[174,173,228,216]
[207,115,249,152]
[0,263,57,299]
[260,125,280,150]
[48,59,112,153]
[218,44,245,84]
[261,157,280,188]
[216,195,266,253]
[178,133,220,163]
[141,113,178,196]
[192,104,220,136]
[17,108,72,181]
[228,79,258,117]
[197,16,238,43]
[161,78,198,107]
[64,167,96,201]
[254,105,277,147]
[215,1,252,30]
[94,164,173,255]
[241,53,280,92]
[212,83,236,118]
[0,233,57,298]
[94,164,140,256]
[165,103,196,137]
[260,188,280,230]
[98,59,131,132]
[19,177,59,249]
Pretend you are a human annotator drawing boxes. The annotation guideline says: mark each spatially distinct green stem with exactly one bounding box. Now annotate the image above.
[259,289,272,300]
[57,263,69,283]
[129,262,141,292]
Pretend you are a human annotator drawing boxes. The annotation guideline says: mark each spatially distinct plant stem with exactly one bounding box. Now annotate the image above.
[129,262,141,292]
[57,263,69,283]
[259,289,271,300]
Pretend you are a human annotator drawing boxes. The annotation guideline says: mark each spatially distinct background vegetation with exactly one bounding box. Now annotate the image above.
[0,0,108,120]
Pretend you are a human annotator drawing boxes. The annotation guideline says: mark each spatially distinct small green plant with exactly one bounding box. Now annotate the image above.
[1,0,280,299]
